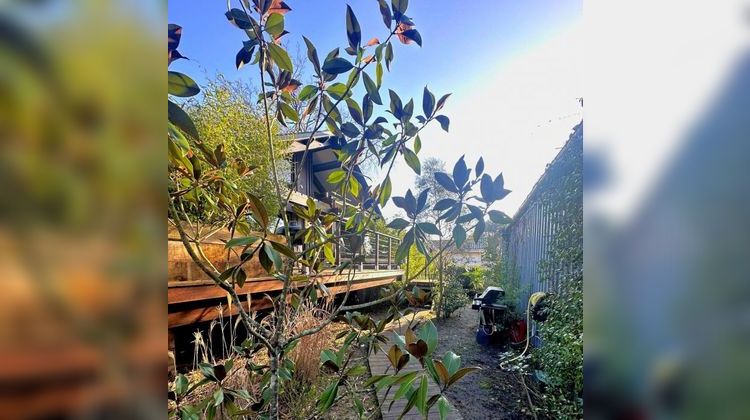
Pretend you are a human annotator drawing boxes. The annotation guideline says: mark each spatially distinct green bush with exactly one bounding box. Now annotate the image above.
[439,275,470,317]
[534,126,583,418]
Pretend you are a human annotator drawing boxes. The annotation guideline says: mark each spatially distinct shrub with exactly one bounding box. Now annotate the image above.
[439,275,470,317]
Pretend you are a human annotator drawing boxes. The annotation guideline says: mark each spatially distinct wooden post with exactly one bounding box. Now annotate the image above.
[335,223,340,266]
[375,232,380,270]
[387,237,392,270]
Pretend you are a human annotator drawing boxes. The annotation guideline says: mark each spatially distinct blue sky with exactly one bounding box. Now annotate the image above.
[169,0,582,219]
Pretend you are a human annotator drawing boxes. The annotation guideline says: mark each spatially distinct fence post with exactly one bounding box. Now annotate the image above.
[375,232,380,270]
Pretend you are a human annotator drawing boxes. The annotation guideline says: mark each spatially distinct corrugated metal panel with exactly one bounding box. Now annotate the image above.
[502,123,582,309]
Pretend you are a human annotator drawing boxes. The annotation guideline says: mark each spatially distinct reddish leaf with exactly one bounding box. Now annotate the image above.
[281,79,301,93]
[365,37,380,47]
[406,339,428,358]
[397,354,410,371]
[268,0,291,15]
[395,22,415,44]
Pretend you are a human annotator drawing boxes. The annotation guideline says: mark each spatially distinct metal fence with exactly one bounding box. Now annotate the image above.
[502,123,583,310]
[338,229,401,271]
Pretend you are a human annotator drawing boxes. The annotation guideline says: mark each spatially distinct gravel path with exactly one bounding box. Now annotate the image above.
[434,305,537,420]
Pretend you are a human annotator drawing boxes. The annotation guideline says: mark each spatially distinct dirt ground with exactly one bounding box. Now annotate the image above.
[434,305,539,420]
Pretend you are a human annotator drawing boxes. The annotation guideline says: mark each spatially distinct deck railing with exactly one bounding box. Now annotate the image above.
[336,229,401,271]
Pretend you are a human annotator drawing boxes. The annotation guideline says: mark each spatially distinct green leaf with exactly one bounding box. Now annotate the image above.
[174,374,188,396]
[419,320,438,354]
[168,71,200,97]
[236,44,255,70]
[414,135,422,154]
[385,42,394,71]
[387,218,410,231]
[321,349,339,370]
[475,157,485,176]
[435,114,450,132]
[270,240,296,259]
[378,0,392,28]
[480,174,494,202]
[247,194,269,228]
[434,172,458,193]
[363,72,382,105]
[225,8,254,30]
[380,176,392,207]
[364,374,388,388]
[341,122,360,138]
[265,13,284,37]
[399,388,419,417]
[298,85,318,101]
[392,0,409,15]
[394,229,414,263]
[346,98,364,125]
[376,62,384,86]
[326,82,350,100]
[473,219,485,243]
[317,380,339,413]
[388,89,402,117]
[267,42,293,72]
[447,367,480,387]
[279,101,299,122]
[488,210,512,225]
[345,364,367,377]
[453,156,469,189]
[416,375,428,415]
[437,396,450,420]
[442,351,461,376]
[327,169,347,184]
[168,100,199,140]
[233,267,247,287]
[345,5,361,50]
[323,243,335,264]
[213,388,224,407]
[264,242,282,271]
[417,222,441,236]
[436,93,451,111]
[225,236,259,248]
[303,36,321,75]
[422,86,435,117]
[403,147,421,175]
[322,57,354,75]
[453,224,466,248]
[393,374,418,400]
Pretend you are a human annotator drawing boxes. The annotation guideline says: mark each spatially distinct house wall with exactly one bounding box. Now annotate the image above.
[292,152,314,196]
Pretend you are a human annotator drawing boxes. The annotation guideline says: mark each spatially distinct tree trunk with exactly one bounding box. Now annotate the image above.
[438,235,445,319]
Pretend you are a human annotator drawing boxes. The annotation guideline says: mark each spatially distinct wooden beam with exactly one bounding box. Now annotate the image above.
[168,275,400,327]
[312,160,340,172]
[312,174,326,195]
[168,270,403,305]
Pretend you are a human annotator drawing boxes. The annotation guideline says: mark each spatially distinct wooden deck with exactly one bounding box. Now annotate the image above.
[168,269,403,328]
[368,326,463,420]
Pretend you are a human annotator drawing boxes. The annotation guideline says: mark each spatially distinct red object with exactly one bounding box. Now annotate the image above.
[510,320,527,344]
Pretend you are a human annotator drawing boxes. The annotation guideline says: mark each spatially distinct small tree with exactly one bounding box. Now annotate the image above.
[168,1,514,418]
[415,157,452,316]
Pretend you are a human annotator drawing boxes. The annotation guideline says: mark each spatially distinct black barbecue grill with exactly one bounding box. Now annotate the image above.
[471,287,509,345]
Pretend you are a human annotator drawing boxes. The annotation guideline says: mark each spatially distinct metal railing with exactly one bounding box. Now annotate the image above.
[337,229,401,271]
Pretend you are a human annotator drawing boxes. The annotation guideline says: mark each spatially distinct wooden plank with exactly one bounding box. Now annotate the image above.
[168,270,403,304]
[168,273,402,328]
[368,327,463,420]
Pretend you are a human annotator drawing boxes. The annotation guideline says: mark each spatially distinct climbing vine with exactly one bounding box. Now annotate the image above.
[535,123,583,419]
